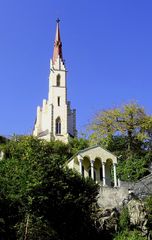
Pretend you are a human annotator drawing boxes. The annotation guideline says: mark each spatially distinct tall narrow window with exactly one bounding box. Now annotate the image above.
[56,74,61,86]
[56,117,61,135]
[57,97,60,106]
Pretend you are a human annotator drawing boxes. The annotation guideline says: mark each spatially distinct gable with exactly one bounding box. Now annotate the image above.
[68,145,117,164]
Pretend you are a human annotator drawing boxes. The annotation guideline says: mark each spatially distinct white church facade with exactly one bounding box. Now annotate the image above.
[33,19,76,143]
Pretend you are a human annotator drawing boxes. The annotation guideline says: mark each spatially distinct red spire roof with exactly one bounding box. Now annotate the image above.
[52,19,63,65]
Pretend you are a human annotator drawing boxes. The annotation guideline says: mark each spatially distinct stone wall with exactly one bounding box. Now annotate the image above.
[98,174,152,208]
[98,186,129,209]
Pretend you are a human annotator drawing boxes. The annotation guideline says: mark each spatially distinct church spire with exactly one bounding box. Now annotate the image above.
[52,19,63,65]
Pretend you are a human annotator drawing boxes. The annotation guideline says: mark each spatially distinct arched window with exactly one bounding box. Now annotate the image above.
[56,74,61,87]
[56,117,61,135]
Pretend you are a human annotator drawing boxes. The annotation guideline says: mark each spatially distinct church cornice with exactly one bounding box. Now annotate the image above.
[50,68,67,73]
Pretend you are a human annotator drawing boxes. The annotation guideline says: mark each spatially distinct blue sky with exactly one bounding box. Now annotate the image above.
[0,0,152,137]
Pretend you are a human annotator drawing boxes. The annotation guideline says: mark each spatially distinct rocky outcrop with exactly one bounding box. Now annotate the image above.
[95,197,150,238]
[96,176,152,238]
[95,207,119,235]
[127,199,149,237]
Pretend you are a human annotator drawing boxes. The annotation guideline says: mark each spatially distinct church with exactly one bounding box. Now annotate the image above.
[33,20,118,188]
[33,19,77,143]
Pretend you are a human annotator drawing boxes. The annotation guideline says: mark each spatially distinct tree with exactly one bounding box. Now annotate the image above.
[88,102,152,152]
[88,103,152,181]
[0,136,99,240]
[68,137,89,155]
[117,154,150,181]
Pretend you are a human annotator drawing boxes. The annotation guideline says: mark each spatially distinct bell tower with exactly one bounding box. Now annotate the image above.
[33,20,77,142]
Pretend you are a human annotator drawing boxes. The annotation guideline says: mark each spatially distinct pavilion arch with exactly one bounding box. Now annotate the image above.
[105,158,113,186]
[94,157,102,167]
[106,158,113,165]
[94,157,102,182]
[83,156,91,178]
[83,155,91,162]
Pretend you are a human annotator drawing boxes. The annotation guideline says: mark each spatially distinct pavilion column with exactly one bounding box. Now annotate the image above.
[102,162,106,186]
[78,157,83,175]
[90,160,95,180]
[113,163,117,187]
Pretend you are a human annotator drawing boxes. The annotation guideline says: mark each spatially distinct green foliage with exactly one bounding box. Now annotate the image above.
[145,195,152,236]
[3,136,71,163]
[0,136,99,240]
[117,154,150,181]
[114,230,147,240]
[104,136,128,153]
[16,214,59,240]
[68,137,89,155]
[118,207,130,231]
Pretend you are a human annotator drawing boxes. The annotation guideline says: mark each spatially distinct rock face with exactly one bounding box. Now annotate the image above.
[96,178,152,237]
[127,199,148,236]
[95,197,150,238]
[96,207,119,234]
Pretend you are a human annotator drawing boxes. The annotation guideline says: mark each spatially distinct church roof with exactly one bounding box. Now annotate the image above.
[52,19,63,65]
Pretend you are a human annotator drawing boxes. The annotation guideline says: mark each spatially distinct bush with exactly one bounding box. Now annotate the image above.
[145,195,152,237]
[118,207,130,231]
[114,230,147,240]
[0,136,99,240]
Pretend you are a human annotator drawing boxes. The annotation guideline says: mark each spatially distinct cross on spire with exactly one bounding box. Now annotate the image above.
[56,18,60,23]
